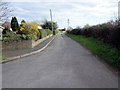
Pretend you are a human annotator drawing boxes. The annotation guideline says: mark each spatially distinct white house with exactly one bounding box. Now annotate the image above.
[38,26,42,29]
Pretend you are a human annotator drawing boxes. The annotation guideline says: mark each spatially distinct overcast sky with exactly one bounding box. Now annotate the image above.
[3,0,119,28]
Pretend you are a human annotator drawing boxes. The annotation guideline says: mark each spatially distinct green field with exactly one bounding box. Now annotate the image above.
[66,33,120,70]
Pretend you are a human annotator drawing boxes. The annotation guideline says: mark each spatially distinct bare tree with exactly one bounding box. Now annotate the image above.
[0,2,12,22]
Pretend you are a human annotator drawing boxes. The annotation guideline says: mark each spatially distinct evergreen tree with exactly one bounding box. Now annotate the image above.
[41,20,58,30]
[17,20,26,34]
[11,17,19,32]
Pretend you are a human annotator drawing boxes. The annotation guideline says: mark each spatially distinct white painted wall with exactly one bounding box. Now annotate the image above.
[0,26,4,40]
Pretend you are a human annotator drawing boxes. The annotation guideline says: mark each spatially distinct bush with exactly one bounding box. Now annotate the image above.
[2,31,32,42]
[20,34,32,40]
[46,29,52,36]
[2,31,21,42]
[55,30,59,34]
[18,21,41,40]
[38,29,47,38]
[2,28,11,34]
[41,20,58,30]
[29,29,40,41]
[70,29,81,35]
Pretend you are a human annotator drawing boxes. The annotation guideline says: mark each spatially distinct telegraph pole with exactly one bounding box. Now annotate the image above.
[67,18,69,30]
[68,18,69,27]
[50,9,54,35]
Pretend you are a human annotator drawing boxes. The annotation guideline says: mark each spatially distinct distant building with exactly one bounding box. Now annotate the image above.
[0,25,4,31]
[2,21,13,31]
[38,26,42,29]
[2,21,11,30]
[59,28,66,31]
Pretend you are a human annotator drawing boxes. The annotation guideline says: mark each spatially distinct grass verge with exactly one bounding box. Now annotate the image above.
[0,55,7,62]
[66,33,120,70]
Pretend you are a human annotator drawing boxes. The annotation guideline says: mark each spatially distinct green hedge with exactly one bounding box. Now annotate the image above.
[2,33,32,42]
[2,29,53,42]
[68,20,120,50]
[38,29,52,39]
[39,29,47,38]
[46,29,52,36]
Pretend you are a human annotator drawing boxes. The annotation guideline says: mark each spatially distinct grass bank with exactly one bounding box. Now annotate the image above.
[0,55,7,61]
[66,33,120,70]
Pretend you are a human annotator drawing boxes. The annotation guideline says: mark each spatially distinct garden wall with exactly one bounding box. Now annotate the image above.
[32,34,52,48]
[2,34,53,51]
[2,40,32,51]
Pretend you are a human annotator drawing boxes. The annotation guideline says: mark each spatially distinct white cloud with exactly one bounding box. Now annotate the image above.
[2,0,68,2]
[5,0,119,28]
[2,0,119,3]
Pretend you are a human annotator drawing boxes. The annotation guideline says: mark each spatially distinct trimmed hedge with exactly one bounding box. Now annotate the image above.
[2,31,32,42]
[39,29,47,39]
[46,29,52,36]
[2,29,53,42]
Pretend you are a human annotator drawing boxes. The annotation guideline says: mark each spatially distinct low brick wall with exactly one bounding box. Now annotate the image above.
[32,34,53,48]
[2,34,53,51]
[2,40,32,51]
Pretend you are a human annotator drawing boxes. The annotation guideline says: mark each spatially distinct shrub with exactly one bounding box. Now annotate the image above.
[46,29,52,36]
[30,29,40,40]
[39,29,47,38]
[2,28,11,34]
[55,30,59,34]
[66,30,71,33]
[2,31,32,42]
[2,31,21,42]
[69,29,79,35]
[18,21,41,40]
[41,20,58,30]
[20,34,32,40]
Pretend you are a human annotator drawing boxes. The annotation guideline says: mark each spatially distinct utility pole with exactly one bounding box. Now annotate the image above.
[50,9,54,35]
[67,18,69,30]
[68,18,69,27]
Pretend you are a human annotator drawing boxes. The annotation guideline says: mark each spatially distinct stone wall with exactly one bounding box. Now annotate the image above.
[32,34,52,48]
[2,34,53,51]
[2,40,32,51]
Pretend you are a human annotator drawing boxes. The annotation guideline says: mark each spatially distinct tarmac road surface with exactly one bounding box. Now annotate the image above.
[2,34,118,88]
